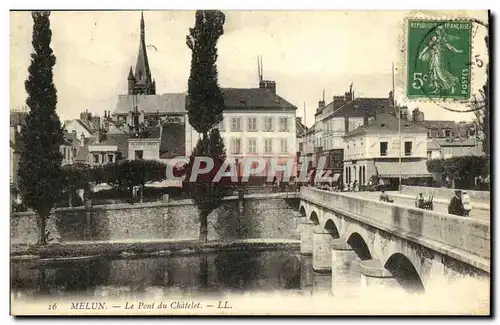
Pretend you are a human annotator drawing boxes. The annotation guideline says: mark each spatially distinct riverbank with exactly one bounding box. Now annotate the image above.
[11,238,300,261]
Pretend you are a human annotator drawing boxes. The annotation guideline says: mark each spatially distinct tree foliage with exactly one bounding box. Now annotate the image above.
[103,160,167,192]
[17,11,64,245]
[427,156,489,188]
[62,163,91,191]
[185,10,226,135]
[185,11,228,242]
[184,129,232,236]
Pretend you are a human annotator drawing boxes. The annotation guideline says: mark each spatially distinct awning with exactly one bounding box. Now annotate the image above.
[375,161,432,179]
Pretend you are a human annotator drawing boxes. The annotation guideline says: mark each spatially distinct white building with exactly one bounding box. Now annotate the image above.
[216,84,298,178]
[343,112,432,189]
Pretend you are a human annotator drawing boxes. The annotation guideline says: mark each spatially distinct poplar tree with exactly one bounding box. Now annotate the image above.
[18,11,64,245]
[185,10,228,242]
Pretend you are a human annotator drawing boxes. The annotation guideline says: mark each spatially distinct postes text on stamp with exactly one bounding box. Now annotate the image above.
[407,20,472,100]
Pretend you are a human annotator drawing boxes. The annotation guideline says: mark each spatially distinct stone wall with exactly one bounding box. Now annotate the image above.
[11,195,299,245]
[401,185,490,203]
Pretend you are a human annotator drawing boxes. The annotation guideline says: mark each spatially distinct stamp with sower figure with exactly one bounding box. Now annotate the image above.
[407,20,472,100]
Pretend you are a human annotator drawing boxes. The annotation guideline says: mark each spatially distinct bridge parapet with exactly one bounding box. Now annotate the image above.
[401,185,490,204]
[300,186,490,271]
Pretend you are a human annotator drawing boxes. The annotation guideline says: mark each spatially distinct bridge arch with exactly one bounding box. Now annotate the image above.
[324,219,340,238]
[299,205,306,217]
[346,232,372,261]
[309,211,320,226]
[384,253,425,294]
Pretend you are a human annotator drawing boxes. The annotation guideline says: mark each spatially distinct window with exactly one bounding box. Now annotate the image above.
[264,117,273,132]
[279,117,288,131]
[231,138,242,154]
[247,117,257,131]
[231,117,241,131]
[444,129,451,137]
[135,150,143,160]
[299,143,304,152]
[93,154,100,163]
[280,139,288,153]
[248,138,257,154]
[404,141,412,156]
[264,138,273,154]
[107,154,114,163]
[380,142,388,156]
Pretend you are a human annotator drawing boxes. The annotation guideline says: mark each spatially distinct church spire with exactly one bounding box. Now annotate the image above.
[140,11,145,41]
[129,11,155,95]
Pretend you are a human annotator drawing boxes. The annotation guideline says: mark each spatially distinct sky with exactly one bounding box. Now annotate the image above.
[9,10,489,126]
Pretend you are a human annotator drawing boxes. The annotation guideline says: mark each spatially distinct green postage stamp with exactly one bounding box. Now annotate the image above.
[406,20,472,100]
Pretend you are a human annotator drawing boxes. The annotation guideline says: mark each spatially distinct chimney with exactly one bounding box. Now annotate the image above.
[333,96,345,109]
[80,133,85,147]
[318,99,325,110]
[259,80,276,94]
[344,91,353,102]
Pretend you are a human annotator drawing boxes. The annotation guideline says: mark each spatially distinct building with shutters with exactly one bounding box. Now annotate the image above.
[343,112,432,190]
[216,80,298,179]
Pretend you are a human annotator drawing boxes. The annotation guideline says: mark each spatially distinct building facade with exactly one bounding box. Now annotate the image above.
[343,113,432,189]
[411,108,484,159]
[216,82,298,178]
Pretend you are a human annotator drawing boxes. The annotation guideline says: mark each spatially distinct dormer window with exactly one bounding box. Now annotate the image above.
[380,123,386,128]
[239,98,246,104]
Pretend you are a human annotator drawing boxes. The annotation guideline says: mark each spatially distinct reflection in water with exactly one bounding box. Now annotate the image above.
[11,249,323,299]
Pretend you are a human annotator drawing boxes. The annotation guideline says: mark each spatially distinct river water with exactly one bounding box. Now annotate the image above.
[11,249,332,299]
[10,248,490,314]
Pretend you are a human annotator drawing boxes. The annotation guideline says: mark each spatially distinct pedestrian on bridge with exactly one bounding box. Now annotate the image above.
[448,190,464,216]
[462,191,471,217]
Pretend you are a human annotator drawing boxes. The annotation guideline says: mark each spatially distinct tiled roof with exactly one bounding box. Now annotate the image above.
[64,119,95,135]
[436,138,478,147]
[296,118,307,137]
[417,120,476,138]
[345,113,428,137]
[426,141,441,150]
[115,93,187,115]
[115,88,297,115]
[159,124,185,159]
[306,123,316,135]
[220,88,296,111]
[327,98,391,119]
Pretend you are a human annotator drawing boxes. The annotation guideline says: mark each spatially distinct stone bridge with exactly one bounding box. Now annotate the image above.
[296,186,490,294]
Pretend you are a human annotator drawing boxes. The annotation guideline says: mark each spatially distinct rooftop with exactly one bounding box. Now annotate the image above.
[345,112,428,137]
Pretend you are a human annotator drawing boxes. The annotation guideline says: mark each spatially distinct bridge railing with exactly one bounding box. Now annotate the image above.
[300,186,490,263]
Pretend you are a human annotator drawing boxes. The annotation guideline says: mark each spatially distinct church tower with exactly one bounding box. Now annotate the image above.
[127,11,156,95]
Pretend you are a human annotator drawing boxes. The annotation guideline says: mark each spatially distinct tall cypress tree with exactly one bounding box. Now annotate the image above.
[185,11,227,242]
[186,10,225,138]
[18,11,64,245]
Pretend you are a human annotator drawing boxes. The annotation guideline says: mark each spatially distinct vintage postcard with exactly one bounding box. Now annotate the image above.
[9,10,490,316]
